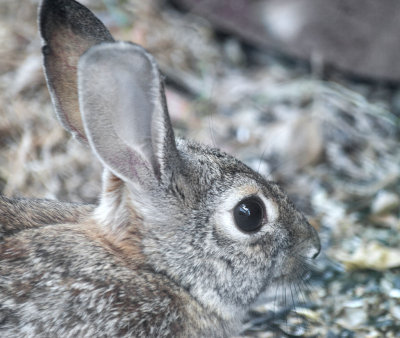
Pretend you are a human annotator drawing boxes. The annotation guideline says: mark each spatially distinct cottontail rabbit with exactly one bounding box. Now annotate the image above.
[0,0,320,336]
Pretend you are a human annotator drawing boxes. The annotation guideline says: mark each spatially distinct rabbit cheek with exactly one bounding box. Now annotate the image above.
[267,222,316,286]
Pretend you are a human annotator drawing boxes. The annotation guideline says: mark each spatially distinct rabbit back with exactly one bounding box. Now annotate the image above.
[0,196,94,237]
[0,219,229,337]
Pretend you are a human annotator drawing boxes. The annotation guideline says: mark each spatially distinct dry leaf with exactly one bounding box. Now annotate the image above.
[335,241,400,271]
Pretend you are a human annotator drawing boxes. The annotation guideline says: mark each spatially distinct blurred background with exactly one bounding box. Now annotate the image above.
[0,0,399,336]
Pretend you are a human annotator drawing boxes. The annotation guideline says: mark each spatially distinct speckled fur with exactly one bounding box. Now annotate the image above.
[0,196,94,237]
[0,0,320,337]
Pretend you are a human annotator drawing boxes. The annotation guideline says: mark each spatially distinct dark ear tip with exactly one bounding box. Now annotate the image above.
[39,0,68,40]
[39,0,114,44]
[41,45,50,56]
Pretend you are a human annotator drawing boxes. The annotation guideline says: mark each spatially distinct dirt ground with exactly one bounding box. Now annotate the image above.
[1,0,399,336]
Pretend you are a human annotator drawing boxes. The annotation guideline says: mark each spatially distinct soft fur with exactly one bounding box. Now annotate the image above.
[0,0,320,337]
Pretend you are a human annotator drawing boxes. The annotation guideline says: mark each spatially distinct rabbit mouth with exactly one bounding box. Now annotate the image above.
[269,254,314,285]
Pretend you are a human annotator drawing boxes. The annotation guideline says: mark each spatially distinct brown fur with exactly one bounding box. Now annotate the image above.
[0,195,94,236]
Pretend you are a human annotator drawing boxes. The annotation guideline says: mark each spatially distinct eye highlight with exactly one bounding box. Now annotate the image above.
[233,196,265,233]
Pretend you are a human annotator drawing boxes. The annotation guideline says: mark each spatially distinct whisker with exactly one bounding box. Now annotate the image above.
[257,147,267,175]
[294,237,312,248]
[297,275,311,302]
[293,279,306,305]
[273,280,280,314]
[283,279,288,329]
[289,282,296,312]
[263,154,298,181]
[208,114,217,148]
[294,256,319,274]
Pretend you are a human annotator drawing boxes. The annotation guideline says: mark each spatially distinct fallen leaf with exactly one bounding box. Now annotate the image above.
[334,241,400,271]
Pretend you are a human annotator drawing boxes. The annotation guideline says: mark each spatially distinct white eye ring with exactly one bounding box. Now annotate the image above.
[214,185,280,241]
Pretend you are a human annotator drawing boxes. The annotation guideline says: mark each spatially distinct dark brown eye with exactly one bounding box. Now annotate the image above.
[233,197,264,233]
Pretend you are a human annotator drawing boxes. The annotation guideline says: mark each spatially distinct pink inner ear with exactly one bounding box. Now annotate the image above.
[77,42,179,185]
[45,30,115,143]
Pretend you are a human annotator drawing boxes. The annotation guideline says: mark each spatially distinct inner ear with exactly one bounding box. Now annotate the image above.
[78,42,181,186]
[39,0,114,142]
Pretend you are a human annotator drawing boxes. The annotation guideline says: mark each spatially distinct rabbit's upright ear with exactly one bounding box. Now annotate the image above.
[78,42,181,185]
[39,0,114,142]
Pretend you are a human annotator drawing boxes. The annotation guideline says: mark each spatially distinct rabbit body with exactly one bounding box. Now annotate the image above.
[0,208,226,337]
[0,0,320,337]
[0,196,94,236]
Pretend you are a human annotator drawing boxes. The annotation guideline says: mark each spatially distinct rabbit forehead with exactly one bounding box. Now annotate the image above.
[176,140,255,183]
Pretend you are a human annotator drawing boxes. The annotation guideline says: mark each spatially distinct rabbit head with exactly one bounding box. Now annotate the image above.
[40,0,320,328]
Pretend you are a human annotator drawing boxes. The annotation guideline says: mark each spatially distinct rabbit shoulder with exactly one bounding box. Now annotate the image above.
[0,216,227,337]
[0,195,94,237]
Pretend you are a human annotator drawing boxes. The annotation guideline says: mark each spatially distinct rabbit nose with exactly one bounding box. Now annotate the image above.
[309,227,321,259]
[304,241,320,260]
[311,245,320,259]
[301,221,321,260]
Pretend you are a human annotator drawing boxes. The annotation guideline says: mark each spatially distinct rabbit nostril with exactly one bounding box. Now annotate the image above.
[311,244,321,259]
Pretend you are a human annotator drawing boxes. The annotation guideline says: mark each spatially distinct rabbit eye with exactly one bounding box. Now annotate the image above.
[233,196,264,233]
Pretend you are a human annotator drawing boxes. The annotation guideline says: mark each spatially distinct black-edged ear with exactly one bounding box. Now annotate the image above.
[78,42,181,186]
[39,0,114,142]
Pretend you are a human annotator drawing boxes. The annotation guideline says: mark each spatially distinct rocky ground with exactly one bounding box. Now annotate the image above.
[0,0,399,336]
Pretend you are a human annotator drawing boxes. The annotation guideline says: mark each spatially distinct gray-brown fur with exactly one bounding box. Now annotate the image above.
[0,196,94,237]
[0,220,224,337]
[0,0,320,336]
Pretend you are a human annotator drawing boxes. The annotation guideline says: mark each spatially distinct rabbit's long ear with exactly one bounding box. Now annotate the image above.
[39,0,114,142]
[78,42,181,185]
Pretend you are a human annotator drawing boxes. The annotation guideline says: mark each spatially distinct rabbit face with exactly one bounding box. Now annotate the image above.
[126,140,321,319]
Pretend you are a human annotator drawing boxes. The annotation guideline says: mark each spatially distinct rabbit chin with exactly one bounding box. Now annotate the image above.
[191,285,249,322]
